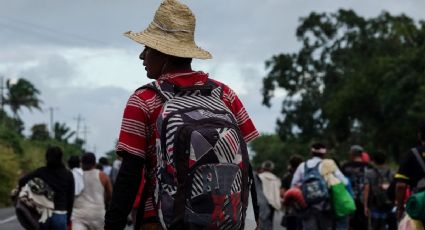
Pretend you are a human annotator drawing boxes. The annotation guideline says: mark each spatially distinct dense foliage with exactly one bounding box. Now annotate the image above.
[250,134,308,176]
[262,10,425,161]
[0,79,85,206]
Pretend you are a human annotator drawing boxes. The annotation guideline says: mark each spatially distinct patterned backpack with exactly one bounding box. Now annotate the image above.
[301,162,330,205]
[143,79,258,230]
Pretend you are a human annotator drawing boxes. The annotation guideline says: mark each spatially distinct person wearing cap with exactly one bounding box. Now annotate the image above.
[341,145,374,230]
[104,0,259,229]
[291,143,348,230]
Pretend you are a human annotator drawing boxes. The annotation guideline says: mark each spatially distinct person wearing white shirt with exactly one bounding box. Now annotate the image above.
[290,143,348,230]
[68,156,84,196]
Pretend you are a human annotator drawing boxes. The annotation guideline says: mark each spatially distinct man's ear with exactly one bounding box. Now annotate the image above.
[160,55,171,74]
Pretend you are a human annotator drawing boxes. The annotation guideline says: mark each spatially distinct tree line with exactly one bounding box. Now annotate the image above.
[251,10,425,176]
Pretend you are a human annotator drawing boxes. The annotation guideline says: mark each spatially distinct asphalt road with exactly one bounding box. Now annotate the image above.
[0,201,285,230]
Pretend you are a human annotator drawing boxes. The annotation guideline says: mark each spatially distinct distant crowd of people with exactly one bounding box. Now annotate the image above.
[253,123,425,230]
[13,148,125,230]
[10,0,425,229]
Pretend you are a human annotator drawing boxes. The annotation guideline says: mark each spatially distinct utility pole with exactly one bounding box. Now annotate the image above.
[0,76,5,112]
[47,107,59,138]
[82,124,90,149]
[74,114,84,140]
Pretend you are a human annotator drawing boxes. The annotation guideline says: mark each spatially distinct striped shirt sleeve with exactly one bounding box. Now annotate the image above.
[221,85,259,143]
[116,93,150,158]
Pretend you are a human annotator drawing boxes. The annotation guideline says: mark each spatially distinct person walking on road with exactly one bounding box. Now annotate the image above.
[341,145,374,230]
[104,0,259,229]
[291,143,348,230]
[258,160,282,230]
[18,146,75,230]
[363,151,395,230]
[72,152,112,230]
[395,123,425,222]
[67,155,84,196]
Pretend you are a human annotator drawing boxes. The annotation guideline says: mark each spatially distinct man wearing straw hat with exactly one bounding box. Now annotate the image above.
[105,0,259,229]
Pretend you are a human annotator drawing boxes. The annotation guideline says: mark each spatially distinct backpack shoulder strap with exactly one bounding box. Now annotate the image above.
[372,167,385,184]
[206,79,225,99]
[313,161,321,170]
[304,161,309,171]
[412,148,425,174]
[385,168,392,180]
[248,163,260,228]
[137,81,173,102]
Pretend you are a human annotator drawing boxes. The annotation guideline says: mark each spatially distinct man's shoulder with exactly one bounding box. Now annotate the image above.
[208,79,234,95]
[133,82,159,99]
[58,167,74,178]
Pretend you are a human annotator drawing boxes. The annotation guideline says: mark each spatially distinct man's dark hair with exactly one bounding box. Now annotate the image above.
[311,143,326,157]
[312,143,326,150]
[67,156,81,169]
[82,152,96,170]
[45,146,64,169]
[169,56,192,66]
[372,150,387,165]
[289,155,303,172]
[99,157,109,166]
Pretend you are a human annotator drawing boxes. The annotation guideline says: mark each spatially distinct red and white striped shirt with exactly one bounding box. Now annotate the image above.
[116,71,259,218]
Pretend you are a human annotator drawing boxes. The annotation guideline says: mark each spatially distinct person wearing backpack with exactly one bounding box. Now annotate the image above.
[291,143,348,230]
[341,145,374,230]
[395,123,425,223]
[363,151,395,230]
[104,0,260,229]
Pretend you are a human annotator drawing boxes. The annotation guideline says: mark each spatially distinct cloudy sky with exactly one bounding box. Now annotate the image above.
[1,0,424,155]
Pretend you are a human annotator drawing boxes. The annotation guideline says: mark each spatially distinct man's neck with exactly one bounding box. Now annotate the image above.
[162,64,192,74]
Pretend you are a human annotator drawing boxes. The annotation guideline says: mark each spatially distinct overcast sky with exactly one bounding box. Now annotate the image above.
[1,0,424,156]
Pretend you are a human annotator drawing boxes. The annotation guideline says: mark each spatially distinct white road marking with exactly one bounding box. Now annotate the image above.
[0,215,16,224]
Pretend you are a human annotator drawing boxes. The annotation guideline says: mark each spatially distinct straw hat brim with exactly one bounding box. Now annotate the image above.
[124,30,212,60]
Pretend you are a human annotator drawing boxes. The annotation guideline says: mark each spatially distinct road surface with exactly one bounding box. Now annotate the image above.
[0,202,285,230]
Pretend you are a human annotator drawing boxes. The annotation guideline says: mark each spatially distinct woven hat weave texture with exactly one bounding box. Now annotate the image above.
[124,0,212,59]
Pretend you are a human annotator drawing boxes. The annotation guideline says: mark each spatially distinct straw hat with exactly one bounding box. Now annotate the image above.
[124,0,212,59]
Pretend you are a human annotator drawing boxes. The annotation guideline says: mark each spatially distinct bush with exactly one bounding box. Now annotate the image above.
[0,145,20,207]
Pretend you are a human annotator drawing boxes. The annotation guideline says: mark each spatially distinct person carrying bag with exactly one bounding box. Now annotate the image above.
[320,159,356,218]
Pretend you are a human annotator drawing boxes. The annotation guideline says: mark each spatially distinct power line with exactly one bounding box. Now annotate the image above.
[0,15,109,46]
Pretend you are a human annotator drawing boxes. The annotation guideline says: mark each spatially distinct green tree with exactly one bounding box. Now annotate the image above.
[250,134,308,176]
[262,10,425,160]
[4,78,42,119]
[74,138,85,151]
[30,123,50,141]
[53,122,75,143]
